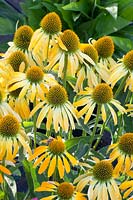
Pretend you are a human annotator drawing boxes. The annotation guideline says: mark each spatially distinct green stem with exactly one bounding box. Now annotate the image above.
[63,53,68,88]
[93,120,106,150]
[125,90,132,104]
[91,104,101,144]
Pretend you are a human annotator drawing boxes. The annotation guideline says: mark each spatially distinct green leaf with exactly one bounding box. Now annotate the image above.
[63,0,90,17]
[118,0,133,21]
[65,136,90,150]
[95,13,130,36]
[0,17,14,34]
[111,36,133,53]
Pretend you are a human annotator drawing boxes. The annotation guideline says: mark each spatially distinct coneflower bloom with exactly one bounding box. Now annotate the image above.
[35,181,87,200]
[45,29,95,78]
[74,80,126,125]
[30,84,78,132]
[74,158,122,200]
[8,88,30,120]
[0,87,21,121]
[120,180,133,200]
[75,43,99,91]
[108,50,133,92]
[108,132,133,176]
[0,164,11,183]
[0,114,32,161]
[93,36,116,69]
[29,12,62,67]
[29,136,77,178]
[4,25,36,66]
[8,66,57,103]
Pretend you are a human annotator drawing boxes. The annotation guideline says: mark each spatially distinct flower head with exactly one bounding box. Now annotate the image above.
[74,158,121,200]
[29,12,62,67]
[29,136,77,178]
[46,29,95,78]
[74,81,125,125]
[30,84,78,132]
[35,181,87,200]
[7,50,28,72]
[94,36,114,58]
[13,25,33,50]
[0,114,31,161]
[8,66,57,103]
[108,132,133,176]
[40,12,62,35]
[80,43,98,64]
[108,50,133,91]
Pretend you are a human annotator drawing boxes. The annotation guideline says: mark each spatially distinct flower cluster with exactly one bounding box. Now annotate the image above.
[0,11,132,199]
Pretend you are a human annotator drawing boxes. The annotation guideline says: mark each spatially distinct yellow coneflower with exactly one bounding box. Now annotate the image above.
[29,12,62,67]
[30,84,78,132]
[4,25,36,66]
[93,36,116,69]
[7,66,57,103]
[120,180,133,199]
[0,164,11,183]
[35,181,87,200]
[108,132,133,176]
[7,50,28,72]
[8,88,30,120]
[109,50,133,92]
[74,158,122,200]
[45,29,95,79]
[0,114,32,161]
[75,43,98,91]
[0,87,21,121]
[74,79,126,125]
[29,136,77,178]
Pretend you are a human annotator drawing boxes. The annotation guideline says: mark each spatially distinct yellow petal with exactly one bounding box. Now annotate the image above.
[65,152,77,165]
[58,157,64,179]
[48,156,56,177]
[38,155,51,174]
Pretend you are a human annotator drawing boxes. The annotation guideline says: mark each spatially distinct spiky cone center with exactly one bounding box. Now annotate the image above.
[40,12,62,34]
[0,115,19,137]
[93,160,113,182]
[49,138,65,155]
[8,51,27,71]
[92,83,113,104]
[123,50,133,71]
[46,85,68,106]
[82,44,98,63]
[26,66,44,83]
[60,30,79,52]
[94,36,114,58]
[57,182,74,199]
[118,133,133,155]
[9,88,22,98]
[13,25,33,50]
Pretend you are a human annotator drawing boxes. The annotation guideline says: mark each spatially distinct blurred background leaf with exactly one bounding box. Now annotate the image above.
[0,0,132,56]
